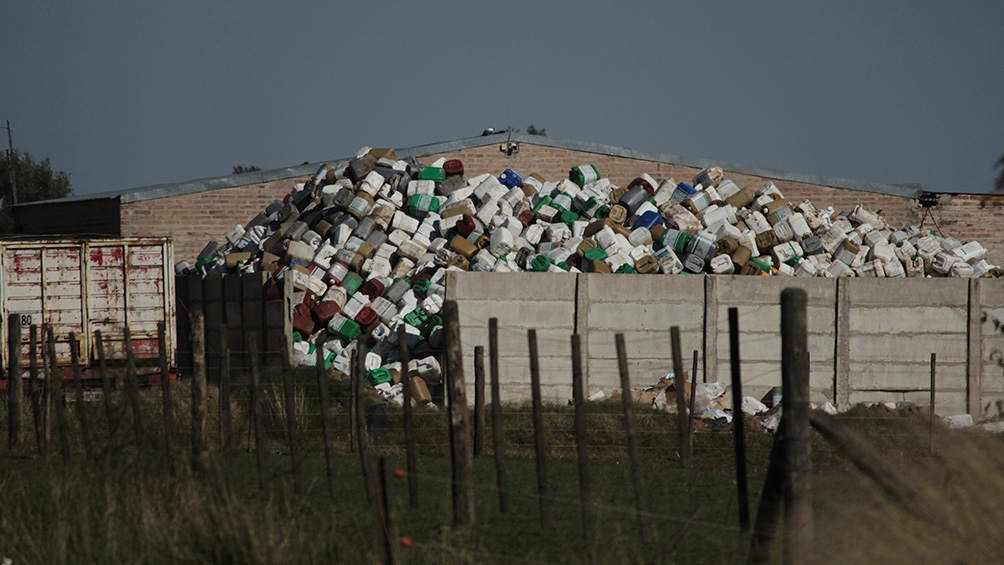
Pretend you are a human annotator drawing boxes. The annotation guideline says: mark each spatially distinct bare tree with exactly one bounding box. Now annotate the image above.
[995,155,1003,191]
[232,164,262,175]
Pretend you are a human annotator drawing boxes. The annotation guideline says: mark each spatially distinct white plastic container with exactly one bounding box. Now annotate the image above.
[828,261,854,278]
[392,210,420,234]
[710,254,735,274]
[932,252,960,274]
[884,259,906,278]
[628,227,653,247]
[787,213,811,240]
[794,259,818,277]
[772,241,803,264]
[655,247,684,274]
[953,241,986,263]
[773,219,794,243]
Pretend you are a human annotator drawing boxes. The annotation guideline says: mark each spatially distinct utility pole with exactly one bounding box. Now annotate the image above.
[4,120,17,205]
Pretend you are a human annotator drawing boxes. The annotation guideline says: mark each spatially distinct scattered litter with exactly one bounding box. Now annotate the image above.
[979,420,1004,433]
[742,396,769,415]
[942,414,974,428]
[763,407,783,433]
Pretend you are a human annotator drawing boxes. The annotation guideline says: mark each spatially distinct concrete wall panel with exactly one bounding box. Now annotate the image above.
[447,271,990,416]
[581,273,705,395]
[712,277,837,401]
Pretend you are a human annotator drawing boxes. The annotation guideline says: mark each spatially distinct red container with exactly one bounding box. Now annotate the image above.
[443,159,464,178]
[455,214,477,237]
[518,209,536,227]
[292,303,316,336]
[359,279,386,300]
[355,306,379,328]
[266,280,282,301]
[301,292,317,310]
[409,272,432,286]
[311,300,341,326]
[628,176,657,198]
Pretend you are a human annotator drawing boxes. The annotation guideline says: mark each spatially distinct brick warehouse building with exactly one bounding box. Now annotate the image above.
[12,132,1004,266]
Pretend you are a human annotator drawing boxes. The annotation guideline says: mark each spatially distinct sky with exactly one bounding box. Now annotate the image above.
[2,1,1003,197]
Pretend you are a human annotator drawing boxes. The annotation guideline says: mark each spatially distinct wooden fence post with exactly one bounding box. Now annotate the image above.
[781,288,812,563]
[930,352,936,455]
[528,329,549,529]
[375,456,396,565]
[489,317,508,513]
[158,321,176,475]
[190,311,209,475]
[670,327,690,467]
[247,332,266,491]
[689,349,698,456]
[94,330,116,437]
[123,327,144,444]
[219,324,231,458]
[748,431,786,564]
[7,314,23,449]
[47,327,70,464]
[355,344,376,508]
[443,300,474,526]
[68,332,92,460]
[616,333,653,544]
[728,308,751,532]
[316,346,337,503]
[281,334,302,496]
[571,333,594,539]
[473,345,486,458]
[398,323,418,509]
[28,325,44,456]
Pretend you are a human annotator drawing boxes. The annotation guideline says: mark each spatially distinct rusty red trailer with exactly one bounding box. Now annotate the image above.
[0,237,175,385]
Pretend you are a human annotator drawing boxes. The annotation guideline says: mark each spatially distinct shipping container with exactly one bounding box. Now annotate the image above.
[0,237,175,387]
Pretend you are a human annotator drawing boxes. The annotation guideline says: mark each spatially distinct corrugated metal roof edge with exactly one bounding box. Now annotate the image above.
[17,132,928,207]
[396,133,924,199]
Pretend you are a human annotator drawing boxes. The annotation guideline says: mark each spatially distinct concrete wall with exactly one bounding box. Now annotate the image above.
[447,272,1004,416]
[840,278,969,411]
[582,274,704,393]
[708,277,837,404]
[977,279,1004,415]
[446,272,577,403]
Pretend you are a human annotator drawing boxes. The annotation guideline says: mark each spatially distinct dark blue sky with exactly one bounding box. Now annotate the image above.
[3,1,1003,196]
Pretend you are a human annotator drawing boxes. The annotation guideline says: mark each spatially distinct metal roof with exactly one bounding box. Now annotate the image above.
[15,132,925,207]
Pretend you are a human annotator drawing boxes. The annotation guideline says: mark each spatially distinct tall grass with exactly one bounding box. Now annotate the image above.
[2,377,1004,563]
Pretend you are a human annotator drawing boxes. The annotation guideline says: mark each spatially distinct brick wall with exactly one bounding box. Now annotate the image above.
[422,143,1004,266]
[121,141,1004,266]
[121,176,310,264]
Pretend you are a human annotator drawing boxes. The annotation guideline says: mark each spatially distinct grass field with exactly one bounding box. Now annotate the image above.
[2,373,1004,564]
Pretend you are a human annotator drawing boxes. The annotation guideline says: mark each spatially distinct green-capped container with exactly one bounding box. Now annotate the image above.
[416,166,446,182]
[367,368,393,385]
[412,277,432,296]
[532,195,553,213]
[407,194,441,218]
[569,164,601,188]
[660,229,692,254]
[329,314,362,341]
[552,192,574,212]
[530,254,553,272]
[615,264,638,274]
[749,257,771,273]
[340,271,364,295]
[583,247,608,262]
[404,307,429,328]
